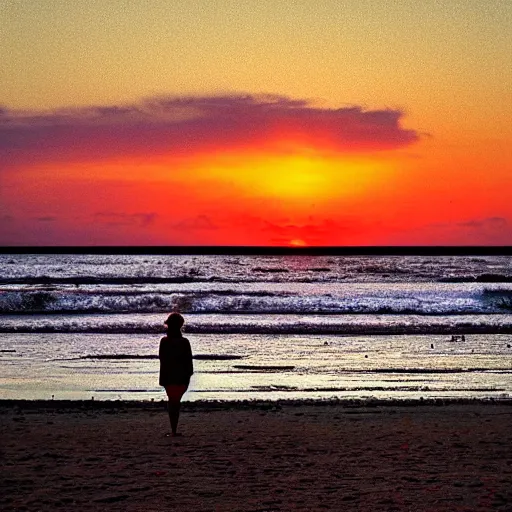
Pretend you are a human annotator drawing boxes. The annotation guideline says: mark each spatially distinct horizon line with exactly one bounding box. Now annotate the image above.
[1,246,512,255]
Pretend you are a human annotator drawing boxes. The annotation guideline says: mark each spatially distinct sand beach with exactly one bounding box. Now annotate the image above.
[2,399,512,511]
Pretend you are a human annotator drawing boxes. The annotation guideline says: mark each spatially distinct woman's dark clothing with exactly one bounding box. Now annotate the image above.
[159,335,193,386]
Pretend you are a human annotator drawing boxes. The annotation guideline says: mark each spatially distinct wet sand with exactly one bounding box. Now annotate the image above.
[2,399,512,511]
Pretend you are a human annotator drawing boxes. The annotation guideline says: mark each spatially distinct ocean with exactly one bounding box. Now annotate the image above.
[1,253,512,401]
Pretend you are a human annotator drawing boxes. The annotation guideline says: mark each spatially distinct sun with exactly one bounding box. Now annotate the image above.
[289,239,307,247]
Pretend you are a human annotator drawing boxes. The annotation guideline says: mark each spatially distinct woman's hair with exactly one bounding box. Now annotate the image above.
[164,312,184,334]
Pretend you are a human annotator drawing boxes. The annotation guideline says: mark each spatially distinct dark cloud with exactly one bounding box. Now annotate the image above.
[0,95,419,170]
[420,216,511,245]
[93,212,157,227]
[262,219,338,235]
[458,217,508,229]
[35,216,57,222]
[261,218,362,244]
[171,215,219,231]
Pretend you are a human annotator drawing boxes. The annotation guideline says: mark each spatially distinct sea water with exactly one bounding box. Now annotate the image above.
[1,254,512,401]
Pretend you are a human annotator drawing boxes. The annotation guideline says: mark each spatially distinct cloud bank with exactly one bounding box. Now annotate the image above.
[0,95,419,170]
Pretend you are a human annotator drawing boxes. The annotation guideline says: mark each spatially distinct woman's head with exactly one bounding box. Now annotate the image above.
[164,312,185,333]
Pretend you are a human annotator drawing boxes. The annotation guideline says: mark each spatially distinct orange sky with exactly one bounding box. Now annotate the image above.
[1,1,511,246]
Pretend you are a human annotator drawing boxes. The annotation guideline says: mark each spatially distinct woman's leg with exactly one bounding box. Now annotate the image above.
[165,385,188,435]
[168,399,181,435]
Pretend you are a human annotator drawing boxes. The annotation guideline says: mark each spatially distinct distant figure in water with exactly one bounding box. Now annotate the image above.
[159,313,193,436]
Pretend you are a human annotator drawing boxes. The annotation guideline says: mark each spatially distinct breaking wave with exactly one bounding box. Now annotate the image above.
[1,285,512,315]
[2,313,512,334]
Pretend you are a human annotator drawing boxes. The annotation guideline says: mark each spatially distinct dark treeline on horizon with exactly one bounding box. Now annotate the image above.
[1,246,512,256]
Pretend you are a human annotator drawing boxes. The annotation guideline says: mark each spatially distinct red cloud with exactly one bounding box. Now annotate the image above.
[0,95,419,171]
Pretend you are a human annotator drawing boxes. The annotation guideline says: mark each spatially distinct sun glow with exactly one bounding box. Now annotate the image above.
[199,151,392,204]
[257,155,329,199]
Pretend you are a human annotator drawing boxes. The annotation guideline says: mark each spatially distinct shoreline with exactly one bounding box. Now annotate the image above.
[3,325,512,335]
[3,396,512,411]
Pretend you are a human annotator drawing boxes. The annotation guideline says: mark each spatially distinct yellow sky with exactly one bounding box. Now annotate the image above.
[2,0,511,138]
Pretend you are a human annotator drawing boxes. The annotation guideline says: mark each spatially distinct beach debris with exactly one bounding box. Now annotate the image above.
[251,384,298,391]
[0,349,16,352]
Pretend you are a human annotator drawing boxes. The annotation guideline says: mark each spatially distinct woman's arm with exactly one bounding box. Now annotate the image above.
[185,338,194,376]
[158,338,166,360]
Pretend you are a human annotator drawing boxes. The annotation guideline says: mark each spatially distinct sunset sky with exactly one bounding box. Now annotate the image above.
[1,0,511,246]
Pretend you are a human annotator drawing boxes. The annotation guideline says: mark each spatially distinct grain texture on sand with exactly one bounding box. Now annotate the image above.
[1,401,512,511]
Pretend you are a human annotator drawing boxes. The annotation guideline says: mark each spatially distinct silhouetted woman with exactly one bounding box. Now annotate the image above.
[159,313,193,436]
